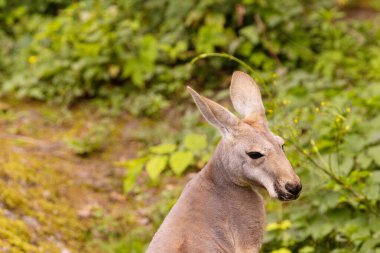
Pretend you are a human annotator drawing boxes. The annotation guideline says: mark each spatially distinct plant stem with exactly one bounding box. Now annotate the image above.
[289,138,378,217]
[191,53,273,97]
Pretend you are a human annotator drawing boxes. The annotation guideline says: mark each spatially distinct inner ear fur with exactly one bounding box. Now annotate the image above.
[187,86,239,137]
[230,71,266,120]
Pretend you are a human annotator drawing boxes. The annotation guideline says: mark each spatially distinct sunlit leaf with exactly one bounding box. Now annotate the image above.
[146,155,168,181]
[308,220,333,240]
[169,151,193,176]
[149,143,176,154]
[338,156,353,176]
[367,146,380,166]
[360,238,380,252]
[184,134,207,151]
[239,25,259,45]
[123,157,147,193]
[364,184,379,201]
[356,153,372,169]
[270,248,292,253]
[372,171,380,183]
[266,223,279,231]
[299,246,314,253]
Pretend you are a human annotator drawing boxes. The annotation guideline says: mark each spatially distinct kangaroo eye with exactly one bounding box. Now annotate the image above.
[246,152,264,159]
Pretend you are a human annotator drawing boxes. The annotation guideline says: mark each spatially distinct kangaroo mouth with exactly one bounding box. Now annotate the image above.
[274,182,300,201]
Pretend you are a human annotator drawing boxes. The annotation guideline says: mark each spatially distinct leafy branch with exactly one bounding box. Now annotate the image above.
[288,136,379,217]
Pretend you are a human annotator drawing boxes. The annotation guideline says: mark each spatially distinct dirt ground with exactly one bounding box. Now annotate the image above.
[0,99,180,252]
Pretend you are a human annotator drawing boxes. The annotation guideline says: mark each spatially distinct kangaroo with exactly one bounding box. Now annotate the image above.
[146,71,302,253]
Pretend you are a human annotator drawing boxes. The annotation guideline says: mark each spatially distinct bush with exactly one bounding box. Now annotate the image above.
[2,0,194,105]
[0,0,341,107]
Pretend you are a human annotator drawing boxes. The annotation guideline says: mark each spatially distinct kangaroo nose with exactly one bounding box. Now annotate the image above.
[285,182,302,196]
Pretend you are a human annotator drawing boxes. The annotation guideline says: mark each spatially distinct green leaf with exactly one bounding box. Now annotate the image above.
[308,219,333,240]
[122,35,158,87]
[169,151,194,176]
[372,171,380,183]
[299,246,314,253]
[184,134,207,151]
[367,146,380,166]
[195,14,227,53]
[122,157,148,193]
[338,156,353,176]
[239,25,259,45]
[146,155,168,181]
[364,184,380,201]
[369,216,380,232]
[356,153,372,169]
[325,192,340,209]
[343,134,366,153]
[360,238,380,252]
[270,248,292,253]
[350,228,371,241]
[149,143,177,154]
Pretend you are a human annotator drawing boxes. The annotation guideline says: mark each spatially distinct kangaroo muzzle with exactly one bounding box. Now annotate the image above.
[274,181,302,201]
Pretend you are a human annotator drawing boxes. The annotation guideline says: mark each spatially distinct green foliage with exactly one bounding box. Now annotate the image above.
[122,133,210,193]
[149,143,176,154]
[146,155,168,181]
[262,42,380,252]
[183,133,207,151]
[65,121,111,156]
[0,0,354,112]
[169,151,193,176]
[1,0,194,107]
[1,0,71,15]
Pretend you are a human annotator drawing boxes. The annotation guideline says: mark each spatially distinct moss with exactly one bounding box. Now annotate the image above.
[0,210,38,253]
[0,142,86,252]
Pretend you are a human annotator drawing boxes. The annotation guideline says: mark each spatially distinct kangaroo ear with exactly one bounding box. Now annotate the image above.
[187,86,239,138]
[230,71,265,120]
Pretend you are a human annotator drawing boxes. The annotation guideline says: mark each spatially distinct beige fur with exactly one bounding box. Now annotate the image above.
[146,71,301,253]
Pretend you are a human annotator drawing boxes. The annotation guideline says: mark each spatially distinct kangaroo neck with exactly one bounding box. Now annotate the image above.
[197,141,266,252]
[200,141,254,195]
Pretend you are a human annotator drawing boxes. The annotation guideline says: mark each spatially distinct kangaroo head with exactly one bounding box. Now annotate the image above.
[188,71,301,201]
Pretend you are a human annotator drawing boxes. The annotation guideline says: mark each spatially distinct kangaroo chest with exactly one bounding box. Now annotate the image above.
[184,178,266,252]
[146,174,266,253]
[225,188,266,253]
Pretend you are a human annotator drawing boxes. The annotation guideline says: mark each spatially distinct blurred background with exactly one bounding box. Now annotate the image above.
[0,0,380,252]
